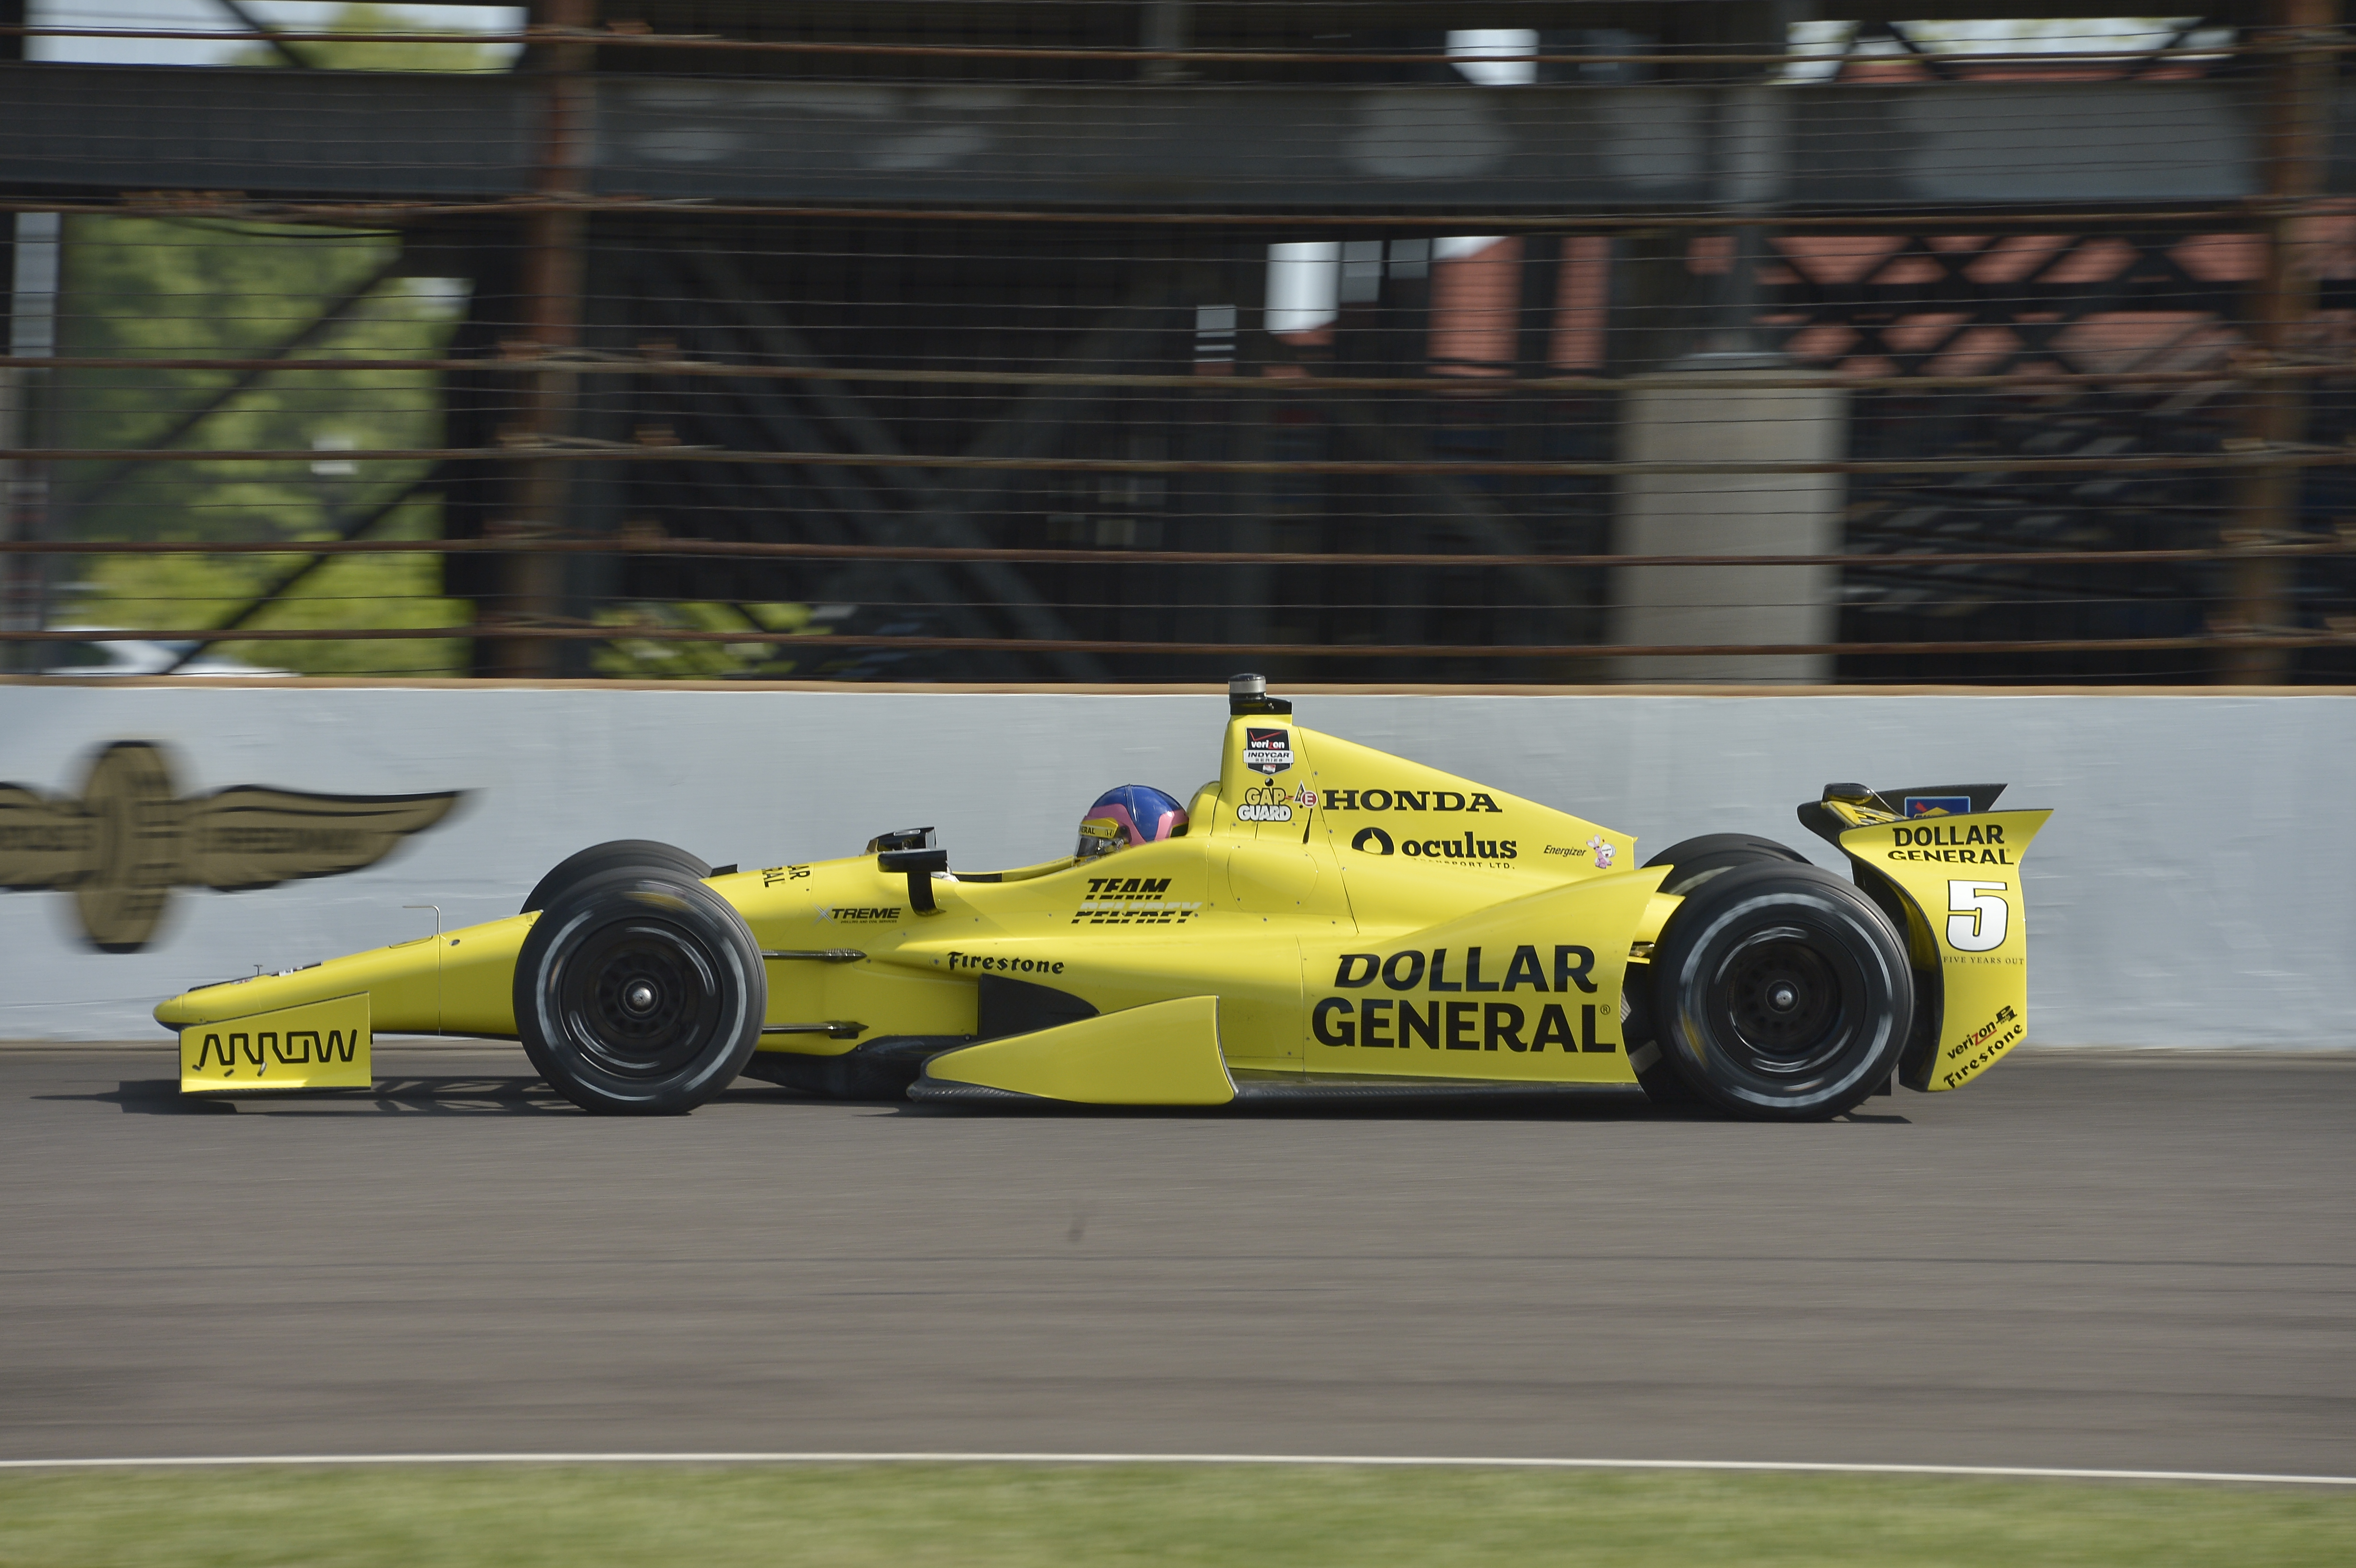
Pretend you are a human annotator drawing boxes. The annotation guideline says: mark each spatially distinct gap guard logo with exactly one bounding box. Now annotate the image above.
[1244,728,1294,775]
[1235,781,1296,823]
[1904,795,1973,818]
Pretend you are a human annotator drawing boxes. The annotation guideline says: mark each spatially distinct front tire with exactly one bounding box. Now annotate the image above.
[1650,863,1910,1121]
[515,869,765,1115]
[521,839,711,915]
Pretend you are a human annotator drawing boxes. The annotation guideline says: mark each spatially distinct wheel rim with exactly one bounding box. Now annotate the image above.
[1705,926,1858,1078]
[555,917,723,1081]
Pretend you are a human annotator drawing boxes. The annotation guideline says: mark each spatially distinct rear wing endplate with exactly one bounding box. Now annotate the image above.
[1800,785,2051,1092]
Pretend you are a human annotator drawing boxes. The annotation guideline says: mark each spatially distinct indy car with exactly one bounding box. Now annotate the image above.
[156,676,2048,1121]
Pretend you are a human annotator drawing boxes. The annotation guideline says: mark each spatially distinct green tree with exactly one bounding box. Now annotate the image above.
[53,5,502,675]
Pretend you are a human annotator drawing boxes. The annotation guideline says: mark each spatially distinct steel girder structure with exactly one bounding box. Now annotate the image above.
[0,0,2347,681]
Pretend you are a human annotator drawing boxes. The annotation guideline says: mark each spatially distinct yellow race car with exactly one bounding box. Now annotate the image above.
[156,677,2047,1121]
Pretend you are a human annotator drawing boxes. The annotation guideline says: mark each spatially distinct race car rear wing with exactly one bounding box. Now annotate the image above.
[1799,784,2052,1093]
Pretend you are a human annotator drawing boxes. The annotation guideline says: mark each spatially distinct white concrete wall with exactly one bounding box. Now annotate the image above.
[1,685,2348,1046]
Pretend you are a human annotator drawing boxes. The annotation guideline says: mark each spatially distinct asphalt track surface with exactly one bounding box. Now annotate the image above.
[1,1046,2349,1472]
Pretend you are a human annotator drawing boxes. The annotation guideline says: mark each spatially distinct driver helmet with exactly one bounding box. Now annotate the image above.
[1076,785,1188,860]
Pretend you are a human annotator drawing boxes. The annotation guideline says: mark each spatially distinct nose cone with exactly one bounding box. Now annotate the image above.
[154,971,288,1029]
[154,984,238,1030]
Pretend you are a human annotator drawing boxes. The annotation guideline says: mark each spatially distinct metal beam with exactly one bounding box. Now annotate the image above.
[0,65,532,200]
[595,79,2262,211]
[0,65,2301,212]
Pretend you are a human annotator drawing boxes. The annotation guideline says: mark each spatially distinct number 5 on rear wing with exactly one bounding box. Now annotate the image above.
[1799,784,2052,1092]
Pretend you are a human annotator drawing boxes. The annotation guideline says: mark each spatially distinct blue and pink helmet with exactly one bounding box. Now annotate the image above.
[1075,785,1189,860]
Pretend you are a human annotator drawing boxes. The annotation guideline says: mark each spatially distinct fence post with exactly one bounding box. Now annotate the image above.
[483,0,594,679]
[2222,0,2338,684]
[1,212,57,674]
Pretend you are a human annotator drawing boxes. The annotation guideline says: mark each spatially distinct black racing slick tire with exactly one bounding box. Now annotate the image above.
[521,839,712,915]
[1649,862,1912,1122]
[1620,972,1702,1110]
[1641,833,1811,897]
[514,869,766,1115]
[1628,835,1808,1109]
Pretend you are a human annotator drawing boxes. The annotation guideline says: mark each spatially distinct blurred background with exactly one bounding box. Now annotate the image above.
[4,0,2354,686]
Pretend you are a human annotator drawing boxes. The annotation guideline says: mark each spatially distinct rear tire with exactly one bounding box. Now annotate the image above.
[522,839,711,915]
[1649,863,1911,1121]
[514,869,765,1115]
[1620,971,1702,1109]
[1631,835,1810,1108]
[1641,833,1811,897]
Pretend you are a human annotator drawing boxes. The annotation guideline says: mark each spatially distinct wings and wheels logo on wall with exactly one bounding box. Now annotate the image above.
[0,741,464,951]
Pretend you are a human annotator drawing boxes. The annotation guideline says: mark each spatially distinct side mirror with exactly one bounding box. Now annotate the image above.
[866,827,937,853]
[878,847,949,914]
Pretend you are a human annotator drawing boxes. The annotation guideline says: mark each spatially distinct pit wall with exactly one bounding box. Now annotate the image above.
[1,684,2345,1047]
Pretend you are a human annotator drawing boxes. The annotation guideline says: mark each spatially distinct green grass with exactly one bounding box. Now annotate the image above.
[0,1465,2348,1568]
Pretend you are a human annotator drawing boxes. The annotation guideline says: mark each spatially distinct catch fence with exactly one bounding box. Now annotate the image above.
[2,1,2353,684]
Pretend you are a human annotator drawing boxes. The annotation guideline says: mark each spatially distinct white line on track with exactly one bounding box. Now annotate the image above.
[0,1454,2349,1485]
